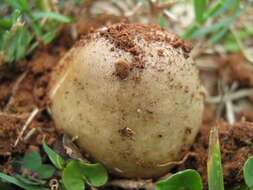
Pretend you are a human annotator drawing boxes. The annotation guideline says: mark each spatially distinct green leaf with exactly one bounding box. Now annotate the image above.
[0,18,12,29]
[42,137,65,169]
[209,26,229,44]
[11,9,22,24]
[42,31,56,44]
[15,27,31,60]
[79,162,108,187]
[0,173,49,190]
[191,9,242,38]
[33,11,72,23]
[34,164,56,179]
[62,160,86,190]
[62,160,108,190]
[3,0,24,10]
[193,0,208,24]
[224,37,240,52]
[159,15,166,28]
[211,0,240,18]
[155,169,203,190]
[3,0,30,13]
[15,174,46,186]
[1,21,31,64]
[17,0,31,13]
[243,156,253,188]
[207,126,224,190]
[22,152,42,172]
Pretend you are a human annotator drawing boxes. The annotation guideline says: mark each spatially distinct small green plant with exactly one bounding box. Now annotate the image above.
[155,125,253,190]
[0,137,108,190]
[0,0,72,65]
[243,156,253,190]
[156,169,203,190]
[182,0,242,39]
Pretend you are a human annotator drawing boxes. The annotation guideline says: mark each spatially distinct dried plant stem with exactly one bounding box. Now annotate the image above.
[225,100,235,124]
[125,2,143,17]
[106,179,155,190]
[14,108,40,147]
[206,89,253,104]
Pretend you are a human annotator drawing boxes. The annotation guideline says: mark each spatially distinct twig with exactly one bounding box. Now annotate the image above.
[156,152,196,167]
[110,0,126,15]
[206,88,253,104]
[225,100,235,124]
[106,179,155,190]
[163,9,177,21]
[14,108,40,147]
[24,128,37,143]
[124,1,143,17]
[157,0,182,9]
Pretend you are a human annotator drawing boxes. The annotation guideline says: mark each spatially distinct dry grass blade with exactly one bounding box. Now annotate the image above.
[206,88,253,103]
[14,107,40,147]
[106,179,155,190]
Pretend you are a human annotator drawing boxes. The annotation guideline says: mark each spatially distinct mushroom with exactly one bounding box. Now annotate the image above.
[49,23,204,178]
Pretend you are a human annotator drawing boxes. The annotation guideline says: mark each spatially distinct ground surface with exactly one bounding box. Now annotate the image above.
[1,2,253,189]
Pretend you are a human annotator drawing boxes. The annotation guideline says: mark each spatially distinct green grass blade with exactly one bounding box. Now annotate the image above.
[3,0,30,13]
[33,11,72,23]
[193,0,208,24]
[209,26,229,44]
[0,173,49,190]
[191,9,242,38]
[207,126,224,190]
[3,0,24,10]
[0,18,12,29]
[17,0,30,13]
[42,137,66,169]
[211,0,240,18]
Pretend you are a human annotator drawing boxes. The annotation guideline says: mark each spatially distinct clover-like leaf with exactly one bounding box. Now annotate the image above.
[62,160,85,190]
[22,152,42,172]
[79,162,108,187]
[155,169,203,190]
[34,164,56,179]
[243,156,253,188]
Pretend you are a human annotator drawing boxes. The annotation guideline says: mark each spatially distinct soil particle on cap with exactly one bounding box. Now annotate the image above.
[180,121,253,188]
[119,127,135,138]
[113,60,131,80]
[78,23,193,74]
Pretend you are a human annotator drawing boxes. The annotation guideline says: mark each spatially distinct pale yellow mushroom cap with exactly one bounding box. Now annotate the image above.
[49,23,204,178]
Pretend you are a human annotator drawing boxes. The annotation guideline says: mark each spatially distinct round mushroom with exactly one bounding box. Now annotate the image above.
[49,23,204,178]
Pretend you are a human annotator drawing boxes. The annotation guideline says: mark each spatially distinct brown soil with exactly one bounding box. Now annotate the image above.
[180,121,253,188]
[219,53,253,87]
